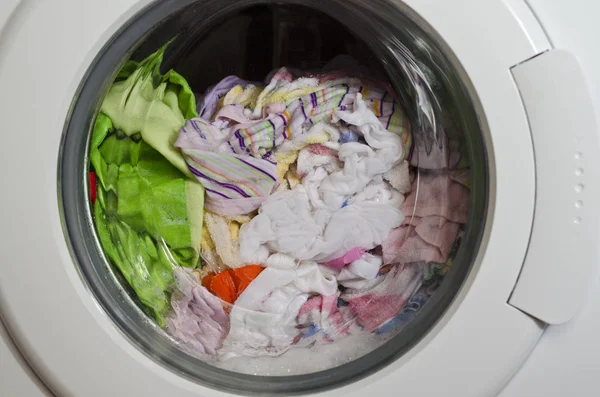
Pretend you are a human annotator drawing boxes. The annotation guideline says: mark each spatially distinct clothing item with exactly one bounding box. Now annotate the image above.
[100,42,198,177]
[323,247,365,270]
[185,68,411,161]
[382,173,469,265]
[344,263,423,332]
[337,253,383,289]
[220,253,337,358]
[177,117,279,215]
[91,54,473,362]
[239,94,407,265]
[167,268,230,356]
[295,144,341,177]
[200,212,255,273]
[203,211,244,268]
[91,113,204,325]
[239,185,403,265]
[408,128,465,171]
[297,263,423,343]
[382,219,460,265]
[197,75,254,121]
[177,69,410,215]
[376,256,456,335]
[347,180,405,209]
[201,265,264,305]
[401,173,469,224]
[222,83,263,110]
[384,160,412,194]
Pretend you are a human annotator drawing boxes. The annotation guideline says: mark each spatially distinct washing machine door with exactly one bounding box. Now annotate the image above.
[0,0,598,396]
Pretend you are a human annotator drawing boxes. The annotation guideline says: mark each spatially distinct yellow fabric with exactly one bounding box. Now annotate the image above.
[223,84,262,109]
[286,170,301,189]
[229,221,240,241]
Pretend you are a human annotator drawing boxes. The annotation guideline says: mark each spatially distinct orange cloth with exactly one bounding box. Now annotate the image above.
[203,265,264,305]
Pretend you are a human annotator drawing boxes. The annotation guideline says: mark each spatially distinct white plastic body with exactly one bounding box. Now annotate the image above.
[0,320,52,397]
[0,0,20,35]
[501,0,600,395]
[0,0,576,396]
[509,50,600,325]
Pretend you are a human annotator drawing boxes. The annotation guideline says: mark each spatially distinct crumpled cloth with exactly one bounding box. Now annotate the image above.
[177,68,411,215]
[186,67,411,160]
[197,75,254,121]
[176,118,279,215]
[323,247,365,270]
[239,94,407,264]
[337,252,383,289]
[166,268,230,356]
[408,126,466,171]
[382,173,469,265]
[219,253,337,358]
[297,263,423,343]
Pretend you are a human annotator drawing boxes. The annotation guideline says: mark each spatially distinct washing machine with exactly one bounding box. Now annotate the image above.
[1,0,599,396]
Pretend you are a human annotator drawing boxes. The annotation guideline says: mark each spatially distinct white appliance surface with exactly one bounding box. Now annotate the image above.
[0,0,598,396]
[501,0,600,394]
[1,320,52,397]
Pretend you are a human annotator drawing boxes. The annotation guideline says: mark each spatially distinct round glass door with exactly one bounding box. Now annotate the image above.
[60,0,488,393]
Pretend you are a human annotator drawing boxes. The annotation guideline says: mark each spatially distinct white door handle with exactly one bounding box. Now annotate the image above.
[509,50,600,324]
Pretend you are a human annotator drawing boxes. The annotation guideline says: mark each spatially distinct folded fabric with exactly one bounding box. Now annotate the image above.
[219,253,337,358]
[166,268,230,356]
[100,42,198,177]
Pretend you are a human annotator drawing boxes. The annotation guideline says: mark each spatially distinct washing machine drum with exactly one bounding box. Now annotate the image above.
[61,1,485,392]
[4,0,597,395]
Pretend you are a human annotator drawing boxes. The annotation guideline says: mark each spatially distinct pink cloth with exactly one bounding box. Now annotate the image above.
[296,293,357,341]
[382,218,460,264]
[401,173,469,224]
[383,173,468,265]
[166,269,230,356]
[408,130,463,170]
[343,263,423,331]
[296,144,341,178]
[322,247,365,270]
[297,263,423,341]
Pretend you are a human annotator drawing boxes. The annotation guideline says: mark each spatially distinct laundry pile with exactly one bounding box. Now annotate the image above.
[89,43,470,362]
